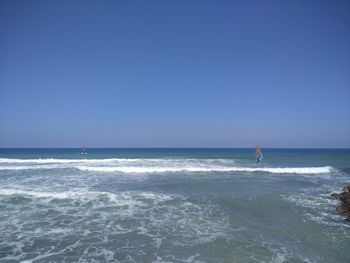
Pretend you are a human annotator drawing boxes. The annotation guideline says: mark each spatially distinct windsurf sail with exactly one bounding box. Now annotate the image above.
[255,145,263,163]
[81,146,87,154]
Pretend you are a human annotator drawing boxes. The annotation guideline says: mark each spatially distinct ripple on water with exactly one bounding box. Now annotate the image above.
[0,188,231,262]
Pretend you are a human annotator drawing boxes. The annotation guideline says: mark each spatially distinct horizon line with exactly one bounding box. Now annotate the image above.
[1,147,350,150]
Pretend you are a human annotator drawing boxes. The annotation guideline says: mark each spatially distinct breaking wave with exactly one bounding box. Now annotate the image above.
[0,158,333,174]
[0,158,147,164]
[75,166,333,174]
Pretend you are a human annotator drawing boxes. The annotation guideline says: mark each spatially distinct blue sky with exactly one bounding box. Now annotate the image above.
[0,0,349,148]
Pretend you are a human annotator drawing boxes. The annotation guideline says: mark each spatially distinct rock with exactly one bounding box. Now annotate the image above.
[332,186,350,223]
[336,205,347,215]
[331,192,350,202]
[331,193,342,200]
[337,206,350,218]
[340,193,350,202]
[342,202,350,209]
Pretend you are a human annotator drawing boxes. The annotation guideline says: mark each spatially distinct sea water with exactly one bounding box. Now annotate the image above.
[0,148,349,263]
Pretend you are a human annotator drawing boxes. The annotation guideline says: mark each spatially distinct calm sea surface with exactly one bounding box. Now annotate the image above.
[0,148,349,262]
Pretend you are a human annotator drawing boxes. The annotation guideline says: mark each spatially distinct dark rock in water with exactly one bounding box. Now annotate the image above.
[341,184,350,192]
[342,202,350,210]
[336,205,350,217]
[331,192,350,202]
[341,193,350,202]
[331,193,342,200]
[332,186,350,223]
[336,205,346,214]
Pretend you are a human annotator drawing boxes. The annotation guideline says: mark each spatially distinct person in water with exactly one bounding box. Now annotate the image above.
[81,146,87,154]
[255,145,263,163]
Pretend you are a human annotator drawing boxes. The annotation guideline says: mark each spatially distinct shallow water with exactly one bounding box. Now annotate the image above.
[0,148,349,262]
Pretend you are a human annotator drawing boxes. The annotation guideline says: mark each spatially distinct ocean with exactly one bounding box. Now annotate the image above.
[0,148,349,263]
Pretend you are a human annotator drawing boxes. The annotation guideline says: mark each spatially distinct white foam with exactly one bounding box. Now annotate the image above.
[76,166,226,173]
[0,164,333,174]
[0,188,173,206]
[0,188,92,199]
[283,192,350,229]
[0,165,63,170]
[0,187,231,260]
[0,158,333,174]
[0,157,231,164]
[0,158,142,164]
[282,194,337,209]
[76,166,333,174]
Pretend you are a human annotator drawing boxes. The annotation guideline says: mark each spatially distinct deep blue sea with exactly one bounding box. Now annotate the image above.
[0,148,349,263]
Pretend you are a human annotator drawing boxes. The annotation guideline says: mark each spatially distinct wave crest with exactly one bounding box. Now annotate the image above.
[76,166,333,174]
[0,158,334,174]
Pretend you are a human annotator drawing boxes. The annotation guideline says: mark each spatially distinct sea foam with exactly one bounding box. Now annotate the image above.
[75,166,333,174]
[0,158,333,174]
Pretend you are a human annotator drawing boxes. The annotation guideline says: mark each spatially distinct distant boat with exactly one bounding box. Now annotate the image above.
[81,146,87,155]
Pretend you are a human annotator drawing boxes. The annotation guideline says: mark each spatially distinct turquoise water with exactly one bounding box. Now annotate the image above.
[0,148,349,262]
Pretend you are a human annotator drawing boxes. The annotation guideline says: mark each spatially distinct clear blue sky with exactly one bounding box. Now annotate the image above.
[0,0,349,148]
